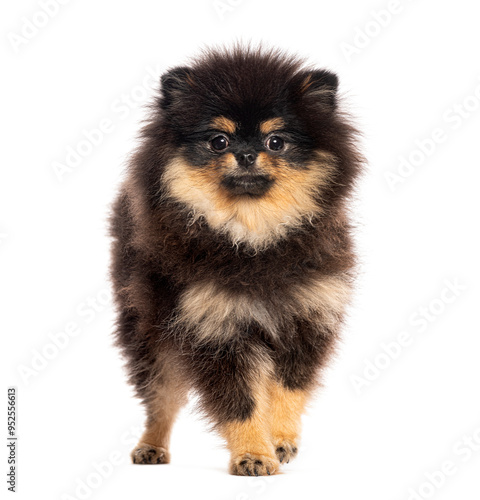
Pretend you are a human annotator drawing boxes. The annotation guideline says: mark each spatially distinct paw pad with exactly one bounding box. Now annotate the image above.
[275,442,298,464]
[230,453,279,476]
[131,442,170,464]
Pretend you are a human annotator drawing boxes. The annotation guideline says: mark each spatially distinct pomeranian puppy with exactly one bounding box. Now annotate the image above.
[110,46,362,476]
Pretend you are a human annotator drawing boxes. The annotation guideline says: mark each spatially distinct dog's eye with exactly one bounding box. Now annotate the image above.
[210,135,229,151]
[266,136,284,151]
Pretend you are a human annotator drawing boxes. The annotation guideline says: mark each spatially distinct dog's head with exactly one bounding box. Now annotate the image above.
[145,47,358,248]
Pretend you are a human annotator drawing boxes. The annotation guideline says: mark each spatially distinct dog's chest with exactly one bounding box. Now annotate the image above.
[174,274,351,342]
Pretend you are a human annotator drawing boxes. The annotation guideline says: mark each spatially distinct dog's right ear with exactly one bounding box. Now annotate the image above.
[290,69,339,110]
[159,66,193,110]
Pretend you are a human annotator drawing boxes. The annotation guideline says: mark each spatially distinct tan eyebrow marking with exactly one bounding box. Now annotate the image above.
[260,117,285,135]
[210,116,237,135]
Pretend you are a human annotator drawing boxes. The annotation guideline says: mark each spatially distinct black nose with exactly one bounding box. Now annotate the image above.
[236,152,257,168]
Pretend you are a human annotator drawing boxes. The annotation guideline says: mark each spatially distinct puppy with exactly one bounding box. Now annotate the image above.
[110,46,362,476]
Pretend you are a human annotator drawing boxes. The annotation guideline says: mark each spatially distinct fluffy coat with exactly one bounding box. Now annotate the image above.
[110,46,362,475]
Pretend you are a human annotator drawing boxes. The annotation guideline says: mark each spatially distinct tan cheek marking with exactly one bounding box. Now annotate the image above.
[161,155,234,228]
[162,151,338,250]
[210,116,237,135]
[259,117,285,135]
[249,151,335,226]
[269,381,309,448]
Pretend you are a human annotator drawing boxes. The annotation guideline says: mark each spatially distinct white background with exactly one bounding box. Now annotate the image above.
[2,1,480,499]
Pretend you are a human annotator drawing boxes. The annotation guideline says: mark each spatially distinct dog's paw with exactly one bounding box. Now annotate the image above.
[274,440,298,464]
[131,442,170,464]
[229,453,279,476]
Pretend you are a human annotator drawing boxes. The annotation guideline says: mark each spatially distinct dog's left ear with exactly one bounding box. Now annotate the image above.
[292,69,339,109]
[159,66,193,110]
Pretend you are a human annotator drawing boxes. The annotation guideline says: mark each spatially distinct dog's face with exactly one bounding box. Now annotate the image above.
[156,49,343,248]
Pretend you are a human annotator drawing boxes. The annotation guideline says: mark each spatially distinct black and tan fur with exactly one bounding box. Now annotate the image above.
[110,46,362,476]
